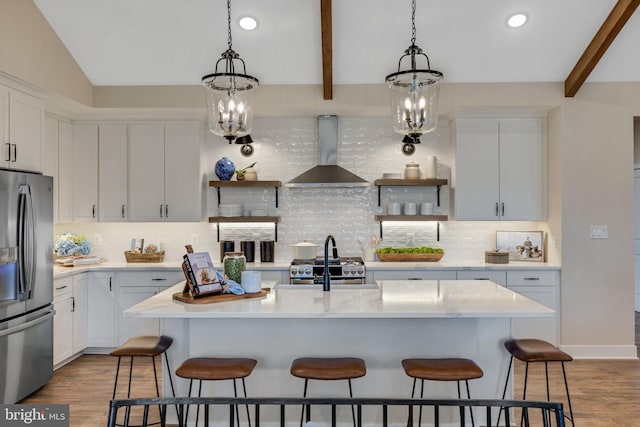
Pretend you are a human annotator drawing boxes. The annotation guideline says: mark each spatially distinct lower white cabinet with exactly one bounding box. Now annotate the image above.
[506,270,559,345]
[53,273,88,367]
[372,270,456,281]
[456,270,507,287]
[116,271,184,344]
[87,272,117,348]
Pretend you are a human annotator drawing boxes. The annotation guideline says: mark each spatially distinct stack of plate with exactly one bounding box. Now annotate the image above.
[219,203,243,217]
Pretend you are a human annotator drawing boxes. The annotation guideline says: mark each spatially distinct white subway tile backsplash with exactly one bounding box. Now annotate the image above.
[56,116,548,265]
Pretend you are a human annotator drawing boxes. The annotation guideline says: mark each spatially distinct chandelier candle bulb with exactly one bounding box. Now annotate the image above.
[425,156,437,178]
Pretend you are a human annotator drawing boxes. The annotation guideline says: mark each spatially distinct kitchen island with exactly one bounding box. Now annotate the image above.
[124,280,553,425]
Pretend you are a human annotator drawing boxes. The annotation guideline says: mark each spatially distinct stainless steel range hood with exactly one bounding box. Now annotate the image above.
[286,115,369,188]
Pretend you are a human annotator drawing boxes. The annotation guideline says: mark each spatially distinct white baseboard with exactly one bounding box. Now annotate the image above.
[561,344,638,359]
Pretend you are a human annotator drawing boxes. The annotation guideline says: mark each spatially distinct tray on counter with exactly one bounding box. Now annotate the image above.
[172,288,270,304]
[376,253,444,262]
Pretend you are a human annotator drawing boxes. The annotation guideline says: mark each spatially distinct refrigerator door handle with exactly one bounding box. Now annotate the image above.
[0,310,54,338]
[17,184,37,300]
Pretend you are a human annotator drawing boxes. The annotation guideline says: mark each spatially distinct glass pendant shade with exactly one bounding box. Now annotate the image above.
[203,72,258,141]
[386,70,442,137]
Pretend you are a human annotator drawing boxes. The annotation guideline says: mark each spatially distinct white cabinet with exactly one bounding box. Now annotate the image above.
[116,271,184,344]
[454,118,545,220]
[129,122,202,221]
[87,272,117,348]
[53,276,74,366]
[44,116,72,223]
[456,270,507,287]
[372,270,456,282]
[98,124,128,221]
[2,85,44,172]
[72,124,99,222]
[53,274,88,367]
[506,270,559,345]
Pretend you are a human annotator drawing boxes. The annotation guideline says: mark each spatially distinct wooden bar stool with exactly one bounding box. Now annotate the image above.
[175,357,257,427]
[290,357,367,427]
[402,358,484,427]
[500,338,575,427]
[110,335,176,426]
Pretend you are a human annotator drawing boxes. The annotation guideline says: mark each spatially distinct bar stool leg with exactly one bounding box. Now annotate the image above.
[348,379,356,427]
[232,379,241,427]
[464,380,475,427]
[113,356,122,400]
[242,378,252,427]
[498,355,514,426]
[561,362,575,427]
[127,357,134,398]
[299,379,309,427]
[195,380,203,427]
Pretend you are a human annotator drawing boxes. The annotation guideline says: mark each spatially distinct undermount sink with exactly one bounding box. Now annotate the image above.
[274,283,379,290]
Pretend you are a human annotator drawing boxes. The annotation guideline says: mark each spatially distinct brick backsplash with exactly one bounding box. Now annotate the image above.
[55,116,548,264]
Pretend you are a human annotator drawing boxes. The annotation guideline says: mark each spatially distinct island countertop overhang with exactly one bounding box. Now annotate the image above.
[124,280,555,319]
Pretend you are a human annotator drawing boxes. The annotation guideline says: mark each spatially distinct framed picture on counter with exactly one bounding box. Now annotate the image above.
[496,231,544,262]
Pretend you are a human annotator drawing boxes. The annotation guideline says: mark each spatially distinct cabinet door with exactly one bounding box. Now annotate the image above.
[0,86,8,168]
[99,124,128,221]
[57,121,73,223]
[499,119,545,220]
[117,286,161,344]
[87,273,117,347]
[73,274,88,353]
[164,123,202,221]
[129,124,165,221]
[454,119,500,220]
[8,89,44,172]
[508,285,558,345]
[53,295,74,366]
[72,124,99,222]
[456,270,507,287]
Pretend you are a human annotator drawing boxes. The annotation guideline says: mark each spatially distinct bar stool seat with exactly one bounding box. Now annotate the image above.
[501,338,574,427]
[176,357,257,427]
[291,357,366,427]
[402,358,483,427]
[110,335,176,426]
[290,357,366,380]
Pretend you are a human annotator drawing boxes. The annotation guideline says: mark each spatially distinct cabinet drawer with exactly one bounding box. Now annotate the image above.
[118,271,184,287]
[53,276,73,298]
[507,270,558,286]
[456,270,506,286]
[373,270,456,281]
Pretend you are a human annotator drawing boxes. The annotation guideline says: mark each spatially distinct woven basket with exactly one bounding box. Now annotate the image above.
[124,251,165,263]
[376,253,444,262]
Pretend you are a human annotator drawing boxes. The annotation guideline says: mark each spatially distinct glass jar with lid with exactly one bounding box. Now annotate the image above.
[223,252,246,283]
[404,162,421,179]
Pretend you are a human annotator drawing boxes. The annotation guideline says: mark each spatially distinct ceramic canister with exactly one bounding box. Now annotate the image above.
[241,241,255,262]
[260,240,275,262]
[220,240,235,262]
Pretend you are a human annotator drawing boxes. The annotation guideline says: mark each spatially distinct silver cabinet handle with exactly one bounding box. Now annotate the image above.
[524,277,540,281]
[121,204,125,218]
[501,202,505,216]
[495,202,499,217]
[55,285,68,290]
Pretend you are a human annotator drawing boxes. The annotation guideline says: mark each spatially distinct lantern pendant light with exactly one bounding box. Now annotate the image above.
[202,0,259,145]
[385,0,443,154]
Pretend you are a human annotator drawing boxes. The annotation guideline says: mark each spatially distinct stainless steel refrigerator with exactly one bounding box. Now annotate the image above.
[0,168,54,403]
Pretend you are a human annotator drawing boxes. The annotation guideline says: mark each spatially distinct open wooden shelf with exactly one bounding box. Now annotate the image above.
[209,180,282,208]
[373,178,448,187]
[375,215,448,222]
[208,216,280,242]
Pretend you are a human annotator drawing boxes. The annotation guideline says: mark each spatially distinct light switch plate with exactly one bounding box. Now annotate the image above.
[589,225,608,239]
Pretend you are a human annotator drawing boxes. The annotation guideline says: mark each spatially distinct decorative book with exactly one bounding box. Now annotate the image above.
[183,252,222,297]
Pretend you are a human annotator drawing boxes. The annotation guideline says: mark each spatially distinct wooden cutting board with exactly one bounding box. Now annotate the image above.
[172,288,270,304]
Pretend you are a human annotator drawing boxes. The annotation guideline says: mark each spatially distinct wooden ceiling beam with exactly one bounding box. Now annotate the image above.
[564,0,640,97]
[320,0,333,100]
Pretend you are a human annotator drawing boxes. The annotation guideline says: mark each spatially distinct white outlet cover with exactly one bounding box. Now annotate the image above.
[589,225,608,239]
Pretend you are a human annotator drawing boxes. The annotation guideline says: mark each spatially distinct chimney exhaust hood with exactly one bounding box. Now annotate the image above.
[286,115,369,188]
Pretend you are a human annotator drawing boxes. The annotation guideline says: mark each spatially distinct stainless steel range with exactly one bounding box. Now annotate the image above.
[289,256,366,284]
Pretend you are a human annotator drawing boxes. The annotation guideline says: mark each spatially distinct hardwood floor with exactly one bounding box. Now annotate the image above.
[20,321,640,427]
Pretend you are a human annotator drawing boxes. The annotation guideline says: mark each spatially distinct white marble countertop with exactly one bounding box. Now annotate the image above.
[124,280,555,319]
[54,259,560,279]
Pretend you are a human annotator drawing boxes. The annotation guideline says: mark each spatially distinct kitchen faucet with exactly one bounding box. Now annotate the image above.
[323,235,339,291]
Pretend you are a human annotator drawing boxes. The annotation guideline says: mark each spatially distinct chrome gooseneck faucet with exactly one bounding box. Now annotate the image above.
[323,235,339,292]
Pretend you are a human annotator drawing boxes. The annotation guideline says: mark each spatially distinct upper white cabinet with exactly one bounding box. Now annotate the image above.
[129,122,202,221]
[72,124,99,222]
[44,116,72,223]
[98,124,128,221]
[2,85,44,172]
[454,118,545,220]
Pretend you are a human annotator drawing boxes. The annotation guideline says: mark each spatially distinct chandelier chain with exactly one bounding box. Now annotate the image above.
[227,0,233,50]
[410,0,416,45]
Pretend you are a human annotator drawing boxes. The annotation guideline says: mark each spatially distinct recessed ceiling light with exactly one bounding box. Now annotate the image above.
[507,13,528,28]
[239,16,258,31]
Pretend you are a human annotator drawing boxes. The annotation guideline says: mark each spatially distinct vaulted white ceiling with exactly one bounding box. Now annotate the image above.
[33,0,640,87]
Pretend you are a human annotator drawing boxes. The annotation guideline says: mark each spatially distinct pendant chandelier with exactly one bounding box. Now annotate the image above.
[385,0,443,155]
[202,0,259,149]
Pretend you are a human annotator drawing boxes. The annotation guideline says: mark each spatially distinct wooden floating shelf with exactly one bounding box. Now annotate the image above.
[208,216,280,223]
[375,215,448,222]
[208,180,281,187]
[374,178,448,186]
